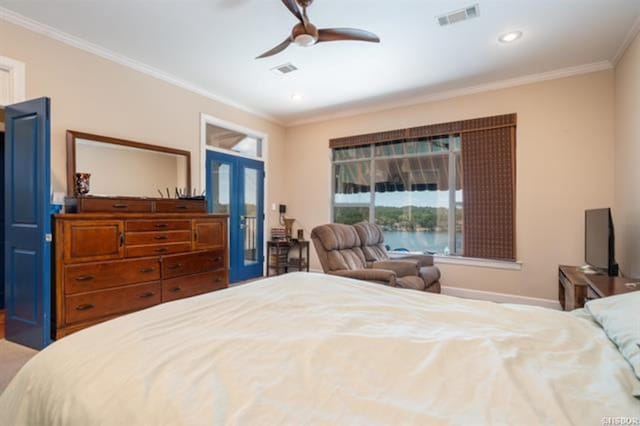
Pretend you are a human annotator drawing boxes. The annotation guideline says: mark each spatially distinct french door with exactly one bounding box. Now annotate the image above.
[206,150,264,283]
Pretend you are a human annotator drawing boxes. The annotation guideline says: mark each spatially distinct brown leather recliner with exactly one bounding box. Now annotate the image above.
[354,222,442,293]
[311,223,431,290]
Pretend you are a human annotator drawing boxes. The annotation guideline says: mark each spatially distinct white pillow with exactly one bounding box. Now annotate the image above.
[586,292,640,383]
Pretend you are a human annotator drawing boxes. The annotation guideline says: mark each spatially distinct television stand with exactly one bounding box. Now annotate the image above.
[558,265,639,310]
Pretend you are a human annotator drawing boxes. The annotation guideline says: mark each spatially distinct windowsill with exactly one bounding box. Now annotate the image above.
[434,255,522,271]
[388,251,522,271]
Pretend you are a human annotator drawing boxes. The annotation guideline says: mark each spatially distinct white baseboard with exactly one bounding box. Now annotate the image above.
[442,286,561,310]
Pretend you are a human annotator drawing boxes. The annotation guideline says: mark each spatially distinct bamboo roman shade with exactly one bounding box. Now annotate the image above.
[330,114,517,261]
[329,114,517,149]
[461,126,516,260]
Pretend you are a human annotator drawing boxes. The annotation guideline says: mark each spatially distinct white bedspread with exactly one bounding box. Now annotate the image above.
[1,273,639,425]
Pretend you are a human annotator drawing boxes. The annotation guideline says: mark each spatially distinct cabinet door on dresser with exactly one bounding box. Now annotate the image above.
[193,218,227,251]
[63,220,124,263]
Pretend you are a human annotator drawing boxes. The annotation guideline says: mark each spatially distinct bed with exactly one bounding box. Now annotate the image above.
[1,272,638,425]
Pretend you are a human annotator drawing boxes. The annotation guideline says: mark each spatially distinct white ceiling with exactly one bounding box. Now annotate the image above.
[1,0,639,125]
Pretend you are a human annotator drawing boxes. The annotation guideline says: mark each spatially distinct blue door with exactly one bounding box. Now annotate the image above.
[4,98,52,349]
[206,150,264,283]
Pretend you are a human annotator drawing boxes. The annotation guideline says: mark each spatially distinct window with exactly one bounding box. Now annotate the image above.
[206,123,262,158]
[332,135,463,255]
[330,114,517,261]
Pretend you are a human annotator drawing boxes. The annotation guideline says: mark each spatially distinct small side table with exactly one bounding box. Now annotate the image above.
[558,265,639,310]
[267,240,310,276]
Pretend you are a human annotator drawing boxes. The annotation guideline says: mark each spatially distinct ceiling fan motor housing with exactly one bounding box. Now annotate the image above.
[292,22,318,46]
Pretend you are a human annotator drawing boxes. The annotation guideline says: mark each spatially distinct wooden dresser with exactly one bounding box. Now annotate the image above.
[53,212,229,338]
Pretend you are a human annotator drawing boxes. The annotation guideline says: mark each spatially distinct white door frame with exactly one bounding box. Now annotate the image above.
[0,55,26,108]
[199,113,269,277]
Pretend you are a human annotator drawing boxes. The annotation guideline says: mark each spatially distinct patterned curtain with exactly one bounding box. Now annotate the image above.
[461,127,516,260]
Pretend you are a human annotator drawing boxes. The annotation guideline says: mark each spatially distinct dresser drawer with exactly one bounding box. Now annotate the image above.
[64,282,161,324]
[77,198,153,213]
[155,200,207,213]
[65,258,161,295]
[162,271,227,302]
[162,250,225,279]
[63,220,124,263]
[125,231,191,246]
[126,220,191,232]
[125,242,192,258]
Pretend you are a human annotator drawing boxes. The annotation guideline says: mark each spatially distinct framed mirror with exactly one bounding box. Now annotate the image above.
[66,130,191,198]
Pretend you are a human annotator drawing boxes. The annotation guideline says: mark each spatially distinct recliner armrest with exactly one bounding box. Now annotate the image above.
[392,254,434,267]
[330,269,397,287]
[371,260,419,277]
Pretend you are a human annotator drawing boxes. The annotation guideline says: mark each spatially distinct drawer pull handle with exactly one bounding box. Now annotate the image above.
[75,275,94,282]
[215,278,223,283]
[154,235,169,241]
[139,292,155,299]
[119,233,125,247]
[112,203,129,209]
[176,205,188,210]
[76,304,95,311]
[139,268,155,273]
[214,256,222,262]
[154,248,168,253]
[155,223,169,229]
[169,287,181,293]
[168,263,183,270]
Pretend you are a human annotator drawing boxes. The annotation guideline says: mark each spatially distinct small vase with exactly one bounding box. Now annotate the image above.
[75,172,91,196]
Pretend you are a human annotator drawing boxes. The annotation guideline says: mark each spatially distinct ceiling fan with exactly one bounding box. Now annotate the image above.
[256,0,380,59]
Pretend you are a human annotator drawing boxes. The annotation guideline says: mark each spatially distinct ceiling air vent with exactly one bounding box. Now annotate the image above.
[270,63,298,76]
[437,4,480,26]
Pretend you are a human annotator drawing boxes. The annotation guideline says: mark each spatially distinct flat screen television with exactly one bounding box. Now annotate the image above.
[584,208,618,276]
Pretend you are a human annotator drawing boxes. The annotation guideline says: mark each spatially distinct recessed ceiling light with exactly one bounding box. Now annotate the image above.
[498,31,523,43]
[291,93,303,102]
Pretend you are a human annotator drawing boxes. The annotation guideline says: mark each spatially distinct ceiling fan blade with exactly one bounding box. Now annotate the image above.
[281,0,304,23]
[317,28,380,43]
[256,38,292,59]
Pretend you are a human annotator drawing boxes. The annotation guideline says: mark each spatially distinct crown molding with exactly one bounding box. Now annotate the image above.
[612,15,640,65]
[0,6,283,126]
[286,60,614,127]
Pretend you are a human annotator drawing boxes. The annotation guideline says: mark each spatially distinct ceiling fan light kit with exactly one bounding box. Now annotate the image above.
[256,0,381,59]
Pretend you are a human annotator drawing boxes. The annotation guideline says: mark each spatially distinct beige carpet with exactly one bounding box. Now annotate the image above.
[0,340,38,395]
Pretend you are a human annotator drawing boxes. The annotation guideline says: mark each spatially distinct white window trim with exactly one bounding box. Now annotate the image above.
[388,251,522,271]
[199,113,269,275]
[0,55,26,106]
[434,255,522,271]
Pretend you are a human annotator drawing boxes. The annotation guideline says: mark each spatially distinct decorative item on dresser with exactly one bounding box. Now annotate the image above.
[558,265,640,310]
[53,212,229,338]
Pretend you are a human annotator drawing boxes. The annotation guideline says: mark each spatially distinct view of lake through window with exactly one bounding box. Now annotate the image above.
[333,135,463,255]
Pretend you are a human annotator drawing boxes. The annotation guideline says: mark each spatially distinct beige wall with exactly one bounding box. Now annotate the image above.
[284,71,616,300]
[614,32,640,278]
[0,21,287,228]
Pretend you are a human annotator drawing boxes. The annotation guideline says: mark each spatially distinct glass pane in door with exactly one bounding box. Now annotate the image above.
[211,161,231,214]
[243,168,258,265]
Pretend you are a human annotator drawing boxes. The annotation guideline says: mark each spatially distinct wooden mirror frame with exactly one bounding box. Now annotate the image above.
[66,130,191,197]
